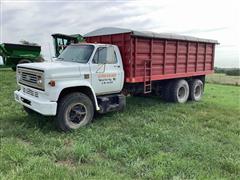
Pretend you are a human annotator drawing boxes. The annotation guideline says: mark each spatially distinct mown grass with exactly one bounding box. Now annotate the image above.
[206,73,240,86]
[0,69,240,179]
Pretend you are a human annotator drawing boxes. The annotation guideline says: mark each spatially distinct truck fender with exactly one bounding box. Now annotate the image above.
[54,80,100,111]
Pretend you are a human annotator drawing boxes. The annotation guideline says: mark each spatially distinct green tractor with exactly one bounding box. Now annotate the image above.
[0,33,83,71]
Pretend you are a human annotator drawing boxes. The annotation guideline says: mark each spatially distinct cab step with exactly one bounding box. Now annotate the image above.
[97,94,126,114]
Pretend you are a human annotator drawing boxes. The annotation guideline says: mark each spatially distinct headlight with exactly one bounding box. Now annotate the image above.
[37,76,43,85]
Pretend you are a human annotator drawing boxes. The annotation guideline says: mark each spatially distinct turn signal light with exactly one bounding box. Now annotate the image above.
[48,80,56,87]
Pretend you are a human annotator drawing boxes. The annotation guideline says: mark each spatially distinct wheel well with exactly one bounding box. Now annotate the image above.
[58,86,96,109]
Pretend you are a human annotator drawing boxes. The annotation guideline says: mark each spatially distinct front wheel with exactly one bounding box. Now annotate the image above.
[56,92,94,132]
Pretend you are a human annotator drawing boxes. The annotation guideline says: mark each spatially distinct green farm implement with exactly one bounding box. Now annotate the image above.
[0,43,42,71]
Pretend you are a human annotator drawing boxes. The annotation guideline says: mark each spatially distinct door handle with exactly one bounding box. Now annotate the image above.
[114,65,120,68]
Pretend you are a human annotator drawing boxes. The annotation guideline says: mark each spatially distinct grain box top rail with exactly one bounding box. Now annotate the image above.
[84,27,219,44]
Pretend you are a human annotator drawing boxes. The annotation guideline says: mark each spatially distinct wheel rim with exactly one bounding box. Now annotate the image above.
[178,87,186,99]
[66,103,87,125]
[194,84,202,99]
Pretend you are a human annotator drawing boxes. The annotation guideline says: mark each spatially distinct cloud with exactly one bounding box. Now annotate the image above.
[1,0,239,67]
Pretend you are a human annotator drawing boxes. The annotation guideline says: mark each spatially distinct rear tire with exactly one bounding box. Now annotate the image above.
[189,79,203,101]
[162,81,173,102]
[12,66,16,71]
[18,59,32,64]
[56,92,94,132]
[170,79,189,103]
[12,59,33,71]
[36,56,44,62]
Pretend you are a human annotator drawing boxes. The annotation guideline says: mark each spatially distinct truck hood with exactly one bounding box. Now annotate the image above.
[17,61,86,79]
[17,61,80,71]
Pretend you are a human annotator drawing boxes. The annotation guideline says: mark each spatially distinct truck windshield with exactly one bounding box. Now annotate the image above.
[57,45,94,63]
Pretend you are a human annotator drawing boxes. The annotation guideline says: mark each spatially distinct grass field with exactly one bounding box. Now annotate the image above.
[0,69,240,179]
[206,73,240,86]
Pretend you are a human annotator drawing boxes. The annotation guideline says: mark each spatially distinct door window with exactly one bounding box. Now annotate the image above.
[93,46,117,64]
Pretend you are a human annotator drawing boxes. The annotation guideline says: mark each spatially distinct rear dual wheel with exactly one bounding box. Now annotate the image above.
[171,79,190,103]
[189,79,203,101]
[163,79,203,103]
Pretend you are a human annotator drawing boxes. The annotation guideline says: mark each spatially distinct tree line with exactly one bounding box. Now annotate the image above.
[214,67,240,76]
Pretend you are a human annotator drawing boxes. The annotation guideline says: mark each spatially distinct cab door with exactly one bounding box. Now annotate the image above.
[90,45,122,95]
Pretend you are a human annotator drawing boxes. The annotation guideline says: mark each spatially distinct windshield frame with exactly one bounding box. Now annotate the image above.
[57,44,95,64]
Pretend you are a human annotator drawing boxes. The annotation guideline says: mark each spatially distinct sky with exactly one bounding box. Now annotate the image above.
[0,0,239,68]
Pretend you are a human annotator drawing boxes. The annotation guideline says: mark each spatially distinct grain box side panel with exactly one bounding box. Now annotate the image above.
[131,37,166,78]
[134,37,151,78]
[129,37,215,82]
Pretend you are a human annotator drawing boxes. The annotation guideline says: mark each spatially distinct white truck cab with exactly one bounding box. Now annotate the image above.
[14,43,126,131]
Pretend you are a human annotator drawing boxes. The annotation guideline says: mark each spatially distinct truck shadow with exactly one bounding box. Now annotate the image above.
[7,95,172,133]
[9,113,57,133]
[92,95,172,122]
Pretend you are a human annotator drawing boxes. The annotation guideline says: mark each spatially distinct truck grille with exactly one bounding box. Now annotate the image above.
[18,67,44,91]
[22,72,38,83]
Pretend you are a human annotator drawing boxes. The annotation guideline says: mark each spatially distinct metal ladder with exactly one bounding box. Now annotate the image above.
[144,59,152,93]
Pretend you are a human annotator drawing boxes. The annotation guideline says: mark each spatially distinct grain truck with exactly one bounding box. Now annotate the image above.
[14,27,218,131]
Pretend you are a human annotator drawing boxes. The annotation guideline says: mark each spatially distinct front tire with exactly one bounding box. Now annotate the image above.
[56,92,94,132]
